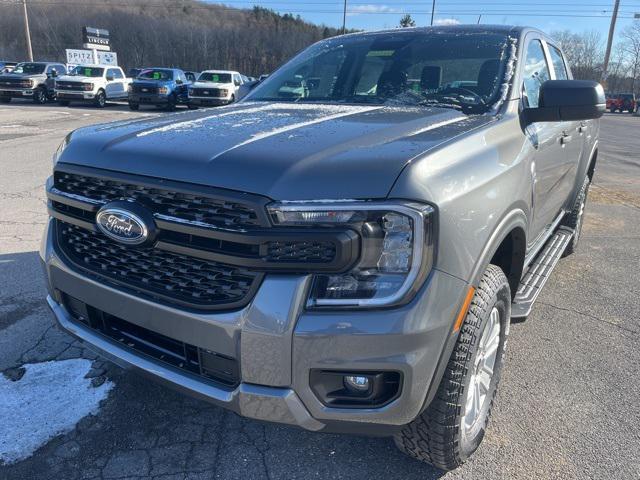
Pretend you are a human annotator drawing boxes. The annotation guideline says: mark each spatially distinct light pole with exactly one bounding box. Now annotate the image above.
[602,0,620,83]
[342,0,347,34]
[22,0,33,61]
[430,0,436,26]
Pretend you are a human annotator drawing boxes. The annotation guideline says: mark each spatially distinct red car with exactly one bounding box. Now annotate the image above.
[606,93,636,113]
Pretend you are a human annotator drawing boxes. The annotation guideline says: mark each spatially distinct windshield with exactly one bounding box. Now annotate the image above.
[198,72,232,83]
[69,66,104,77]
[12,62,46,75]
[138,69,173,81]
[248,31,512,114]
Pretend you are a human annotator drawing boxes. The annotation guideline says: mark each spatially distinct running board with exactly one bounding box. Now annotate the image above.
[511,227,574,319]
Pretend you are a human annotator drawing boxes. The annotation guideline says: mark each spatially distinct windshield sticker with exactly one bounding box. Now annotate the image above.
[84,68,92,76]
[153,72,161,80]
[212,74,220,82]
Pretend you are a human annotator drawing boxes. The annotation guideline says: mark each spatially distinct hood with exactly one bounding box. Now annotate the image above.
[57,75,93,83]
[192,81,232,89]
[0,73,42,80]
[132,79,173,86]
[60,101,492,200]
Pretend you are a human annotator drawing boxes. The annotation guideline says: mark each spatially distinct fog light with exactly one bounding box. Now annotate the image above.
[344,375,370,393]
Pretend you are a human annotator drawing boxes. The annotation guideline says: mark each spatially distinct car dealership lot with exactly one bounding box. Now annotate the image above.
[0,103,638,479]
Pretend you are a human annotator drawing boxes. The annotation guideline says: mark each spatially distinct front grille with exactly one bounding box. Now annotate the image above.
[192,87,224,97]
[0,77,32,88]
[267,241,336,263]
[56,81,86,91]
[132,84,159,94]
[63,294,240,388]
[57,221,261,309]
[54,171,262,230]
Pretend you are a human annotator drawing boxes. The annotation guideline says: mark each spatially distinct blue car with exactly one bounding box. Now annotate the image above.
[128,68,191,111]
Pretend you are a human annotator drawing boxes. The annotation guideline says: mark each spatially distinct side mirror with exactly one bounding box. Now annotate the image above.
[522,80,605,125]
[175,79,183,85]
[51,69,58,78]
[106,75,114,81]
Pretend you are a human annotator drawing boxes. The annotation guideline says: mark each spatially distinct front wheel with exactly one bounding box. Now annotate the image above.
[33,87,47,104]
[394,265,511,471]
[0,97,10,103]
[128,102,139,111]
[187,104,198,110]
[58,100,70,106]
[165,94,177,111]
[94,90,106,108]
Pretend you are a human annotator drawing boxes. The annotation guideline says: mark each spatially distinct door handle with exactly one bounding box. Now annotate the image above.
[578,124,588,134]
[560,133,572,145]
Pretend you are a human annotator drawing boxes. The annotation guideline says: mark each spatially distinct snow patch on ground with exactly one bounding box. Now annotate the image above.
[0,359,113,465]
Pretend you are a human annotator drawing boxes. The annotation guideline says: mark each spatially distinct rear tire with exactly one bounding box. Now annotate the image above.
[562,176,589,257]
[187,104,198,110]
[394,265,511,471]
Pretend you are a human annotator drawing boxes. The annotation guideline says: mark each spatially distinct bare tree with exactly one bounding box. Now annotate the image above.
[550,30,603,81]
[399,14,416,28]
[620,22,640,95]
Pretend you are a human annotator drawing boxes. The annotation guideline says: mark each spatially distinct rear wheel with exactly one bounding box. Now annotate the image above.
[187,104,198,110]
[33,87,47,104]
[94,90,106,108]
[562,176,589,257]
[394,265,511,471]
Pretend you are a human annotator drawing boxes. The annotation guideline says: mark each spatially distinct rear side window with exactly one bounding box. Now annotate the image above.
[522,39,551,108]
[548,45,568,80]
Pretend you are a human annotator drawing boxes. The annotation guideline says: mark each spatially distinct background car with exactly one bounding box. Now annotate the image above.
[127,67,191,111]
[0,61,66,104]
[187,69,244,108]
[606,93,636,113]
[0,61,18,73]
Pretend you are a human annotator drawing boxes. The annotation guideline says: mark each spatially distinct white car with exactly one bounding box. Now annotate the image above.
[55,65,131,108]
[187,70,244,108]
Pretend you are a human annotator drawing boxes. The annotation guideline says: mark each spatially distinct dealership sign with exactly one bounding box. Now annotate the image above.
[82,27,111,51]
[66,49,118,66]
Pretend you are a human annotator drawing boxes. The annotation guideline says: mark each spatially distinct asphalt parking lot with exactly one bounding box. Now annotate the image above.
[0,100,639,480]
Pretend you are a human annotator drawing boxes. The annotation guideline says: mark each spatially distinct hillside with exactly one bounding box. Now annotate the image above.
[0,0,344,76]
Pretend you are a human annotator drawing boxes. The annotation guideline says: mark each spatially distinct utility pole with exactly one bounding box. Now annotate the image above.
[342,0,347,34]
[602,0,620,83]
[477,14,482,24]
[430,0,436,26]
[22,0,33,61]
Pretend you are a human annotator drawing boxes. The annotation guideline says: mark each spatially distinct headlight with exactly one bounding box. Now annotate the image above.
[220,89,229,97]
[268,201,435,308]
[82,83,93,91]
[158,86,169,94]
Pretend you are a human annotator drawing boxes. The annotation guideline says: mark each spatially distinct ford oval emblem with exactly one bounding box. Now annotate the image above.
[96,207,149,245]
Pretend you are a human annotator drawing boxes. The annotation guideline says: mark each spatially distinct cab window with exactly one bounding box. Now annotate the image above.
[522,39,551,108]
[547,44,568,80]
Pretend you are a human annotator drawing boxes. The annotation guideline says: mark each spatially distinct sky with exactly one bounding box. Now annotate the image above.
[213,0,640,39]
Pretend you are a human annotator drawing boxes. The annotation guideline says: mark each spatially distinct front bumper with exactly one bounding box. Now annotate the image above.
[56,91,96,100]
[0,88,34,98]
[41,217,466,434]
[128,93,170,105]
[188,96,230,106]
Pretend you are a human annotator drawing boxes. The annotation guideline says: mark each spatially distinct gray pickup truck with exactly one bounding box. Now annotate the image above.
[0,61,66,104]
[41,25,604,470]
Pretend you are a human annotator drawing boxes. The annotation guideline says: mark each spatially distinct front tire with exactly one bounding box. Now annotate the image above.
[0,97,10,103]
[128,102,139,111]
[94,90,106,108]
[58,100,70,106]
[33,87,47,104]
[394,265,511,471]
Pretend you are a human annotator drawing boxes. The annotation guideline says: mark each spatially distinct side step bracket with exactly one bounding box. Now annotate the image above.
[511,227,574,319]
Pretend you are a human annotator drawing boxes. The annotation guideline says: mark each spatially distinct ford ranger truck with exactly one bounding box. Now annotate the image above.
[187,70,244,108]
[0,61,66,104]
[42,26,604,470]
[128,68,190,111]
[55,65,131,108]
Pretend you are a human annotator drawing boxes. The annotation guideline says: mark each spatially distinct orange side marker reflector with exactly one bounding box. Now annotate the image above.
[453,286,476,332]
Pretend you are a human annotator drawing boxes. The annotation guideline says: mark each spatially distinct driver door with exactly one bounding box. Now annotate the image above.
[521,37,569,244]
